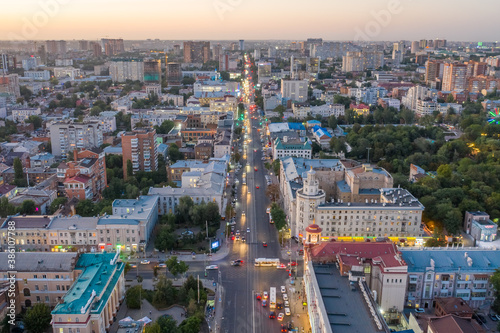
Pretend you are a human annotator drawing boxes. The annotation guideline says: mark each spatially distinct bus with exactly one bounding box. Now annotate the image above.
[269,287,276,309]
[242,172,246,185]
[254,258,280,267]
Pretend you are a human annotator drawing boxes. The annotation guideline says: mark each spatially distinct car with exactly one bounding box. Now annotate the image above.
[277,263,286,269]
[235,235,240,241]
[277,313,284,321]
[256,185,259,189]
[130,264,137,268]
[288,261,298,267]
[277,302,283,310]
[281,324,287,332]
[414,308,425,313]
[266,207,271,214]
[256,293,262,300]
[263,242,268,247]
[140,260,150,265]
[241,236,246,242]
[205,265,219,270]
[489,313,499,321]
[157,263,166,268]
[254,167,258,171]
[254,149,257,152]
[285,308,291,316]
[284,300,289,307]
[242,211,245,216]
[283,293,288,301]
[281,286,286,293]
[262,300,267,307]
[263,291,268,299]
[247,227,250,233]
[269,311,276,319]
[248,190,251,194]
[231,261,241,266]
[236,230,240,235]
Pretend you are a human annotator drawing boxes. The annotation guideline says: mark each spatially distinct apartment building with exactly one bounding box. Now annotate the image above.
[349,87,388,105]
[292,103,345,119]
[53,67,81,80]
[84,111,118,133]
[442,63,467,91]
[50,120,104,157]
[51,252,125,333]
[425,60,443,84]
[11,107,41,123]
[0,196,158,253]
[121,129,158,178]
[400,248,500,310]
[0,252,79,311]
[109,59,144,82]
[342,51,384,72]
[281,79,308,103]
[183,41,210,63]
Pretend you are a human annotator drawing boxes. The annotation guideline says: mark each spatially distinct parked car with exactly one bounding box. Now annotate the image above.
[140,260,150,265]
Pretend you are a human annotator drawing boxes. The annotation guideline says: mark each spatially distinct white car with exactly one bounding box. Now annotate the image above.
[140,260,150,265]
[206,265,219,270]
[284,300,289,307]
[263,291,268,299]
[247,227,250,233]
[283,293,288,301]
[280,286,286,293]
[285,308,291,316]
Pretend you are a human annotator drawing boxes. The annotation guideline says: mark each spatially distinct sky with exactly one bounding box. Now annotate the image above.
[1,0,499,41]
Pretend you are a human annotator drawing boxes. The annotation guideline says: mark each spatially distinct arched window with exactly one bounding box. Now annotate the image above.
[23,288,31,296]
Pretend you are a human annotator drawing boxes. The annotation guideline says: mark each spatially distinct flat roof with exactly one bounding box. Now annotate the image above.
[313,264,379,333]
[0,216,53,229]
[0,252,78,272]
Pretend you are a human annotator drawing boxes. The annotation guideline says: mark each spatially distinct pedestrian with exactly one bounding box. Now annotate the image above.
[149,310,152,316]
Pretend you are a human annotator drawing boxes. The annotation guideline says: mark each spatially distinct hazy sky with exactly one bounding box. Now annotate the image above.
[1,0,499,41]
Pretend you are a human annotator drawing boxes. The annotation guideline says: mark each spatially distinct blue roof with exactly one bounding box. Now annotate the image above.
[306,120,321,124]
[313,126,332,138]
[288,123,306,131]
[336,180,351,193]
[359,188,381,195]
[400,249,500,273]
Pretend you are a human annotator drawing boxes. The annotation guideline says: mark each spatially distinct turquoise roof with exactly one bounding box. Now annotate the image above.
[52,252,124,315]
[275,138,311,150]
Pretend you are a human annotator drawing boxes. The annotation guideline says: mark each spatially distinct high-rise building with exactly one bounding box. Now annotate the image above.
[0,54,9,74]
[411,41,420,54]
[166,62,182,85]
[257,62,272,83]
[109,59,144,82]
[91,42,102,57]
[434,39,447,48]
[79,40,89,51]
[46,40,67,55]
[183,41,210,63]
[49,120,104,157]
[213,43,223,61]
[290,56,320,79]
[466,60,487,77]
[239,40,245,51]
[143,58,161,84]
[392,42,404,63]
[102,38,125,56]
[425,60,443,84]
[0,74,20,98]
[281,79,309,102]
[419,39,428,49]
[342,51,384,72]
[121,128,158,178]
[442,63,467,91]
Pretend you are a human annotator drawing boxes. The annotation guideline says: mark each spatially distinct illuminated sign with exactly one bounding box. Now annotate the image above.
[211,240,220,249]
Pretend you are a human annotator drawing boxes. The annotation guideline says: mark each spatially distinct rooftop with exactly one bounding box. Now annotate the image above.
[428,314,485,333]
[0,252,78,272]
[52,252,124,315]
[400,248,500,273]
[313,264,379,333]
[0,215,53,229]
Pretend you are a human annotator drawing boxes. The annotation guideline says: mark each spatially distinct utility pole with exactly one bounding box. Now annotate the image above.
[197,274,200,304]
[366,147,372,164]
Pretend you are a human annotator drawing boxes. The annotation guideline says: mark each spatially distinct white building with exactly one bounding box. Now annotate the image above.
[163,94,184,107]
[85,111,118,133]
[273,137,312,160]
[11,107,41,123]
[349,87,388,105]
[281,79,308,102]
[24,70,51,81]
[54,67,81,80]
[402,85,432,111]
[378,98,401,110]
[292,103,345,119]
[109,59,144,82]
[49,120,104,157]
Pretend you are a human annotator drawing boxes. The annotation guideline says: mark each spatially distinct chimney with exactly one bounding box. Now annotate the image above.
[73,149,78,162]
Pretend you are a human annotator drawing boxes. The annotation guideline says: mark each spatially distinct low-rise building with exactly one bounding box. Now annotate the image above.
[30,153,55,168]
[292,103,345,119]
[11,107,41,123]
[51,252,125,333]
[53,67,81,80]
[273,137,312,160]
[350,103,370,116]
[400,248,500,310]
[464,211,497,242]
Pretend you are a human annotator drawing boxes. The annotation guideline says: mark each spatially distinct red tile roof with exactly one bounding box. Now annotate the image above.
[64,175,91,184]
[309,241,406,270]
[350,103,369,109]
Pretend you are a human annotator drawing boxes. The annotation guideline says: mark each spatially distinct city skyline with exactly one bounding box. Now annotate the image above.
[1,0,499,41]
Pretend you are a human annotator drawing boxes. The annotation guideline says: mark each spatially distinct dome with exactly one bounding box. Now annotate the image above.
[306,224,322,233]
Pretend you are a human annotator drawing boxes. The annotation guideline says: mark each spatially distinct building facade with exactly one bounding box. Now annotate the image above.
[121,129,158,178]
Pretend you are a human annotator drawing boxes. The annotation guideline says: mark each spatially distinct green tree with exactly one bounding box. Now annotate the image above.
[1,315,10,333]
[90,106,102,116]
[178,317,201,333]
[272,159,280,177]
[166,256,189,278]
[154,225,177,251]
[154,120,175,134]
[26,115,43,129]
[125,285,142,309]
[491,269,500,314]
[49,197,68,214]
[145,322,162,333]
[0,197,16,218]
[13,157,24,181]
[127,159,133,177]
[18,200,36,215]
[443,208,462,235]
[168,143,183,163]
[23,303,52,333]
[157,315,179,333]
[271,203,286,231]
